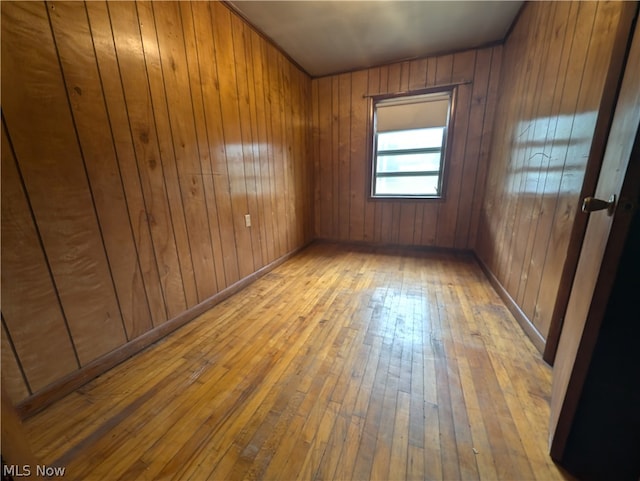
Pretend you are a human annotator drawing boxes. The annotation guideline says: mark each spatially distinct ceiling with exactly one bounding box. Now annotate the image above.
[227,1,523,77]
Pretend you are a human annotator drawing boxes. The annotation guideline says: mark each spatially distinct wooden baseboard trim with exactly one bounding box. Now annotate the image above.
[313,237,475,257]
[474,253,546,355]
[16,243,311,419]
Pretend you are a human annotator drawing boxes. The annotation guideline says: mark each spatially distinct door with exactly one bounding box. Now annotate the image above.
[549,16,640,465]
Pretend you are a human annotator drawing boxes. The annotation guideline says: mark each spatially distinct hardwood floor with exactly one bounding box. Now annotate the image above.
[23,242,572,480]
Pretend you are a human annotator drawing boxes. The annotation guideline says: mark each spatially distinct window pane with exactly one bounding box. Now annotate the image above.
[376,152,441,173]
[375,175,439,196]
[377,127,444,151]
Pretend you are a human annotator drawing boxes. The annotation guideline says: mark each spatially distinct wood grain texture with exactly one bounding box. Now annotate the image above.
[1,121,79,394]
[312,46,500,249]
[542,1,638,363]
[475,1,630,344]
[48,1,153,340]
[84,1,168,328]
[550,16,640,463]
[1,321,31,402]
[23,243,570,481]
[1,0,312,406]
[1,385,44,480]
[1,1,127,366]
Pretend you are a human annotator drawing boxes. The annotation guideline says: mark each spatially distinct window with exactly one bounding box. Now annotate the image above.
[371,89,453,199]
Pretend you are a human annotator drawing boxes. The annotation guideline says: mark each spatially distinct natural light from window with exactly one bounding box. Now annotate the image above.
[371,90,452,199]
[375,127,444,196]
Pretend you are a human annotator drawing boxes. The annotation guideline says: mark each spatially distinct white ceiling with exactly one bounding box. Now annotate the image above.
[227,1,523,77]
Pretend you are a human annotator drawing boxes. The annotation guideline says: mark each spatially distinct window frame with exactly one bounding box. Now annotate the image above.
[368,86,456,201]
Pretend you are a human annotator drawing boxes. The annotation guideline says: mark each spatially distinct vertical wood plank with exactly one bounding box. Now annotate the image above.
[136,1,199,308]
[436,51,475,247]
[230,14,263,269]
[518,0,579,317]
[280,55,296,253]
[312,77,322,239]
[409,58,428,91]
[299,64,313,243]
[261,41,282,257]
[331,75,341,240]
[243,23,269,267]
[85,1,168,328]
[48,1,153,339]
[251,29,277,262]
[210,1,255,278]
[516,2,567,304]
[1,123,78,391]
[454,48,493,249]
[266,45,284,256]
[398,204,416,245]
[2,1,126,365]
[503,4,553,296]
[338,73,352,240]
[492,5,540,286]
[107,1,187,320]
[291,64,303,247]
[363,69,379,243]
[476,1,628,342]
[179,1,226,292]
[349,70,368,242]
[316,77,333,239]
[1,321,31,401]
[192,0,241,287]
[468,46,503,250]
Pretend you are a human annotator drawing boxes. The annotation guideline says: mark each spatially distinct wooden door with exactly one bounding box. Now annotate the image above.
[549,18,640,463]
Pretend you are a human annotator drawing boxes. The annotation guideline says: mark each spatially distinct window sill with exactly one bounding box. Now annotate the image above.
[369,195,446,202]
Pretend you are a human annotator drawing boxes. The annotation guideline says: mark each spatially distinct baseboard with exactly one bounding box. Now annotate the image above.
[16,243,311,419]
[474,253,546,354]
[313,237,475,257]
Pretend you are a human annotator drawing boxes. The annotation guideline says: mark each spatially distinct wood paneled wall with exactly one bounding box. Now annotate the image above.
[475,1,631,344]
[1,1,312,406]
[311,47,502,249]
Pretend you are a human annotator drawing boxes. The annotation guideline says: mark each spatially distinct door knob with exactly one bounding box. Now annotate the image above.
[581,194,616,216]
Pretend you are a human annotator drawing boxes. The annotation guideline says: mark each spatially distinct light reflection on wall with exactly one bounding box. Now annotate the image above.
[506,112,597,195]
[186,142,283,196]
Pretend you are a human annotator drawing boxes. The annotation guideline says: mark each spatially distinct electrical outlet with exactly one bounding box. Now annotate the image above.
[244,214,252,227]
